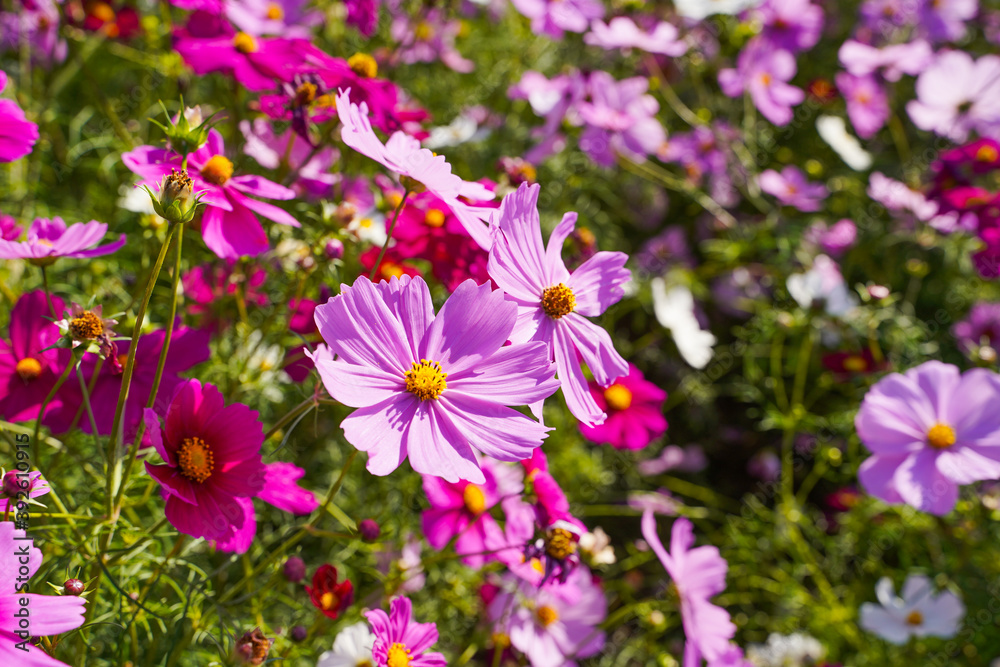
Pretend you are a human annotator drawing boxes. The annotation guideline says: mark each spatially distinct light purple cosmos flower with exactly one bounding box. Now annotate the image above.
[906,51,1000,142]
[0,217,125,263]
[838,39,934,82]
[584,17,687,56]
[835,72,890,139]
[641,512,738,667]
[867,172,954,230]
[759,166,827,211]
[754,0,824,53]
[0,71,39,163]
[0,0,66,66]
[488,566,607,667]
[860,574,965,644]
[123,129,299,258]
[952,302,1000,362]
[391,10,474,73]
[657,123,740,207]
[336,88,496,249]
[718,39,805,126]
[509,70,588,163]
[239,118,337,199]
[510,0,605,40]
[918,0,977,42]
[487,183,630,427]
[313,274,559,484]
[804,218,857,256]
[856,361,1000,515]
[577,72,666,167]
[365,597,446,667]
[225,0,322,38]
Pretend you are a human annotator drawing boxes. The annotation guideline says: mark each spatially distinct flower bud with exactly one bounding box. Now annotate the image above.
[149,100,219,156]
[358,518,380,542]
[144,169,203,224]
[283,556,306,583]
[233,628,271,666]
[1,471,26,498]
[64,579,85,596]
[290,625,308,642]
[324,238,345,260]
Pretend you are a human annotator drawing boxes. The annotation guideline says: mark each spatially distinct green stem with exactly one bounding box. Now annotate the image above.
[264,395,318,442]
[32,357,74,466]
[40,265,57,319]
[368,189,411,281]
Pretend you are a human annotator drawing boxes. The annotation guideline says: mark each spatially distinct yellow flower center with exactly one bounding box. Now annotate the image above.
[320,591,340,610]
[90,2,115,23]
[69,311,104,339]
[295,82,317,106]
[15,357,42,382]
[201,155,234,186]
[463,484,486,515]
[405,359,447,401]
[977,144,999,163]
[491,632,511,648]
[348,52,378,79]
[541,284,576,319]
[842,355,868,372]
[545,527,577,560]
[603,384,632,411]
[530,557,545,573]
[386,643,411,667]
[424,209,446,228]
[536,605,559,627]
[414,21,433,41]
[759,72,772,86]
[906,610,923,626]
[927,423,956,449]
[233,31,258,54]
[266,2,283,19]
[177,436,215,483]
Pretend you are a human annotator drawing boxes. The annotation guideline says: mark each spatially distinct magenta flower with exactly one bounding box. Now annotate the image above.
[577,72,666,167]
[0,71,38,163]
[510,0,605,39]
[641,511,737,666]
[508,69,588,163]
[421,459,521,568]
[0,217,125,264]
[336,89,495,249]
[719,39,805,126]
[952,302,1000,361]
[759,165,828,211]
[144,380,266,542]
[488,566,607,667]
[0,214,19,241]
[579,364,667,450]
[835,73,890,139]
[488,183,630,426]
[856,361,1000,515]
[365,597,446,667]
[0,470,50,512]
[314,274,559,484]
[0,291,69,424]
[584,17,687,56]
[123,129,299,258]
[755,0,824,53]
[0,0,66,66]
[345,0,379,36]
[906,51,1000,142]
[0,522,86,666]
[240,118,337,199]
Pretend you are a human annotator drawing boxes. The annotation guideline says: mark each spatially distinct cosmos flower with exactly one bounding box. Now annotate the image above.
[859,574,964,644]
[317,621,376,667]
[579,364,667,450]
[674,0,763,20]
[816,115,873,171]
[577,72,666,167]
[855,361,1000,515]
[803,218,857,257]
[239,118,337,199]
[365,597,446,667]
[509,0,605,40]
[313,274,559,484]
[487,183,630,426]
[952,302,1000,362]
[754,0,824,53]
[0,470,50,512]
[906,51,1000,142]
[838,39,934,82]
[786,254,856,317]
[0,521,87,666]
[835,73,890,139]
[758,166,828,211]
[917,0,978,42]
[0,217,125,264]
[651,281,717,370]
[584,17,687,56]
[224,0,322,38]
[306,564,354,620]
[143,380,266,543]
[391,10,474,73]
[718,39,805,126]
[0,291,69,424]
[336,89,496,249]
[0,71,39,163]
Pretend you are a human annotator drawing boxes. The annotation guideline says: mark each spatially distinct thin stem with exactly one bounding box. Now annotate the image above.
[368,189,411,281]
[32,357,74,465]
[264,394,318,442]
[618,156,738,229]
[40,265,57,319]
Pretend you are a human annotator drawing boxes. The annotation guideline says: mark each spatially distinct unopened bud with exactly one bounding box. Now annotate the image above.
[283,556,306,583]
[290,625,308,642]
[145,169,203,224]
[1,471,25,498]
[64,579,85,596]
[358,518,380,542]
[324,238,344,260]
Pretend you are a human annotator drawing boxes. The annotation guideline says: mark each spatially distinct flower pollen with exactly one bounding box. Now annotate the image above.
[348,53,378,78]
[405,359,447,401]
[463,484,486,515]
[266,2,283,19]
[177,436,215,483]
[295,82,317,106]
[603,384,632,411]
[927,423,956,449]
[233,32,258,54]
[545,527,578,560]
[536,605,559,627]
[15,357,42,382]
[976,144,999,163]
[843,355,868,372]
[541,283,575,319]
[201,155,234,185]
[70,311,104,339]
[424,208,446,228]
[386,642,412,667]
[320,591,339,610]
[906,610,924,626]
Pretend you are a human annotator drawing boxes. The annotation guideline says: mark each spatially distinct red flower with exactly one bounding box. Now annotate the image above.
[305,565,354,620]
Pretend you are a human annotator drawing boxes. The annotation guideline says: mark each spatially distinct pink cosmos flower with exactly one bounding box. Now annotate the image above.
[183,261,270,328]
[487,183,630,426]
[577,71,666,167]
[836,73,890,139]
[719,39,805,126]
[225,0,322,38]
[838,39,934,82]
[391,10,474,73]
[144,380,266,543]
[641,511,737,667]
[754,0,824,53]
[510,0,605,40]
[856,360,1000,515]
[365,596,446,667]
[804,218,857,257]
[0,521,86,666]
[758,165,828,211]
[584,17,687,56]
[488,566,607,667]
[509,69,588,163]
[579,364,667,450]
[0,71,39,163]
[0,217,125,263]
[240,118,337,199]
[918,0,978,42]
[123,129,299,258]
[421,458,521,568]
[336,89,495,249]
[906,51,1000,142]
[0,291,69,424]
[313,274,559,484]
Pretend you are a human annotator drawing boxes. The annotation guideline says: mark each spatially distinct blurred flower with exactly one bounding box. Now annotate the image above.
[822,348,888,376]
[907,51,1000,142]
[423,110,490,149]
[658,123,740,207]
[759,165,827,212]
[0,71,39,163]
[377,534,426,594]
[917,0,978,42]
[306,564,354,620]
[577,72,666,167]
[283,556,306,582]
[711,265,772,318]
[754,0,824,53]
[313,275,558,483]
[636,227,694,275]
[856,361,1000,515]
[366,596,446,667]
[651,280,716,369]
[787,254,857,316]
[0,291,69,423]
[0,217,125,265]
[317,621,376,667]
[803,218,857,256]
[488,183,630,426]
[233,627,271,665]
[867,172,941,226]
[240,118,337,199]
[953,302,1000,362]
[860,574,964,644]
[838,39,933,82]
[747,450,780,481]
[0,214,20,241]
[674,0,762,20]
[628,489,680,516]
[579,363,667,450]
[836,73,889,139]
[0,0,66,65]
[579,527,615,566]
[639,445,708,476]
[719,39,805,126]
[391,10,474,72]
[510,0,604,39]
[746,632,825,666]
[816,115,873,171]
[584,17,687,56]
[225,0,322,38]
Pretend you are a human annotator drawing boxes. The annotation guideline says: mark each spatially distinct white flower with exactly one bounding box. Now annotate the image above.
[118,183,156,215]
[673,0,763,20]
[316,621,375,667]
[579,527,616,566]
[651,279,716,369]
[859,575,965,645]
[746,632,825,666]
[816,115,873,171]
[423,112,489,150]
[347,212,388,247]
[786,255,857,317]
